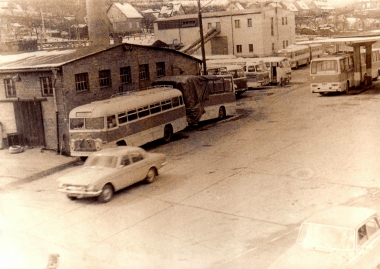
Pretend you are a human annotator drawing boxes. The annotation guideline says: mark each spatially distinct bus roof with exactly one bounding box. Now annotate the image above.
[310,53,350,61]
[207,65,244,70]
[259,57,289,62]
[69,86,182,118]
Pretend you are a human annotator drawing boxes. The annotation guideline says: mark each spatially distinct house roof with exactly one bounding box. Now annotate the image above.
[0,43,201,73]
[111,3,142,19]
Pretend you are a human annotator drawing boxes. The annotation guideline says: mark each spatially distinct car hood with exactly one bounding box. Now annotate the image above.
[269,244,352,269]
[58,166,115,185]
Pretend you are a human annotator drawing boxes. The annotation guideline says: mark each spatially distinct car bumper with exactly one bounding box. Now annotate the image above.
[57,188,102,198]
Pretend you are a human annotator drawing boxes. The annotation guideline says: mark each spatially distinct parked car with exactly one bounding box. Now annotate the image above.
[57,147,167,203]
[269,206,380,269]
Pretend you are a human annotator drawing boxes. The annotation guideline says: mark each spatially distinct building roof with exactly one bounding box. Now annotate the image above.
[311,0,334,10]
[0,43,201,73]
[156,9,263,22]
[294,0,310,10]
[111,3,143,19]
[281,1,299,12]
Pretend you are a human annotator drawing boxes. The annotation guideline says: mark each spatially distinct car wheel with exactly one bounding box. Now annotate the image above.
[98,184,114,203]
[163,125,173,143]
[67,195,77,200]
[218,106,226,119]
[145,168,156,184]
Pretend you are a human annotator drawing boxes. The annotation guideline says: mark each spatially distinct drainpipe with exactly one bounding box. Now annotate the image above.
[52,69,59,154]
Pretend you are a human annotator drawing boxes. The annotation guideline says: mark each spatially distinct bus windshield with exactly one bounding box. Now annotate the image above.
[311,60,338,74]
[70,117,104,130]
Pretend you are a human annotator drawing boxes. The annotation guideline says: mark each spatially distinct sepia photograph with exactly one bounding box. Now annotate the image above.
[1,0,380,268]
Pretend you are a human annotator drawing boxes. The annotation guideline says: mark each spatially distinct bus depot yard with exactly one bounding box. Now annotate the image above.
[3,63,380,268]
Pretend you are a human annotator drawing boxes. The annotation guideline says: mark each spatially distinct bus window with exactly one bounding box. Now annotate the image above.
[107,115,117,128]
[247,65,256,72]
[207,81,215,94]
[127,109,138,121]
[118,112,128,124]
[138,106,150,118]
[150,102,161,114]
[172,96,180,107]
[70,118,84,130]
[161,99,172,111]
[86,117,104,130]
[214,79,225,93]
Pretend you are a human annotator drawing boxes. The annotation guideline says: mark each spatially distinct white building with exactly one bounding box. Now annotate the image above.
[154,8,295,57]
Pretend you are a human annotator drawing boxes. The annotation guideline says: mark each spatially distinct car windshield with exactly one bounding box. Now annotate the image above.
[84,155,119,168]
[297,223,355,251]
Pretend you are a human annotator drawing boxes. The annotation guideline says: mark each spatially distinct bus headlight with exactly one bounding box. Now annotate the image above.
[95,138,102,151]
[70,139,76,151]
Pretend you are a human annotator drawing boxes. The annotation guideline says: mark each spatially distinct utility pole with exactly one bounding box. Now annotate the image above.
[197,0,207,75]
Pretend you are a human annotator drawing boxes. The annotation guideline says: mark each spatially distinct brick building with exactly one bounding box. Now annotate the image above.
[0,43,201,154]
[154,7,296,57]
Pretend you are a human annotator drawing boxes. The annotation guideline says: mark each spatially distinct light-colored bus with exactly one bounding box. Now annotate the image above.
[308,43,324,60]
[278,44,311,69]
[206,65,247,96]
[69,86,187,158]
[207,58,270,88]
[310,54,354,95]
[155,75,236,124]
[260,57,292,85]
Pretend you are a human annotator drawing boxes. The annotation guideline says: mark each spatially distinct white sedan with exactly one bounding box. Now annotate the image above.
[57,147,167,203]
[269,206,380,269]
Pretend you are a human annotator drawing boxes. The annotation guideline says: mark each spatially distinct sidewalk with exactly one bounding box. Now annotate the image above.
[0,147,78,188]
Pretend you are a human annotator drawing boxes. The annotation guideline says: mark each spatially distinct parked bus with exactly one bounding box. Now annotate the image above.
[207,58,270,88]
[69,86,187,158]
[372,48,380,79]
[308,43,324,60]
[260,57,292,85]
[155,75,236,124]
[310,53,354,95]
[278,44,311,69]
[206,65,247,96]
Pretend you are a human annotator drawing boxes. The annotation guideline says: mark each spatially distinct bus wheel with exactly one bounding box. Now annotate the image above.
[98,184,114,203]
[116,140,127,146]
[163,125,173,143]
[218,106,226,119]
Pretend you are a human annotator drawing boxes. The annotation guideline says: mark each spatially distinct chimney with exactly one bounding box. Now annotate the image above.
[85,0,111,48]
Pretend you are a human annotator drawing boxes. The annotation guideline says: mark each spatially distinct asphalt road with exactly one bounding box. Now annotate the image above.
[2,66,380,269]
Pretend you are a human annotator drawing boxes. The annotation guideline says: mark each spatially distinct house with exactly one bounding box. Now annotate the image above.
[159,4,185,18]
[0,44,201,154]
[106,2,143,34]
[154,7,296,57]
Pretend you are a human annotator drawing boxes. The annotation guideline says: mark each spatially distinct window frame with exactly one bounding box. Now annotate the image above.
[4,78,16,98]
[139,64,150,81]
[249,44,253,53]
[75,72,89,92]
[247,18,252,27]
[236,45,242,53]
[156,62,165,78]
[120,66,132,84]
[99,69,111,88]
[40,77,53,96]
[235,20,240,28]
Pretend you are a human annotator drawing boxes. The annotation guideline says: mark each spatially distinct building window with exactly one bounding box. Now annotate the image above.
[216,22,221,30]
[156,62,165,77]
[75,73,89,92]
[236,45,242,53]
[139,64,150,81]
[182,20,196,28]
[120,66,132,84]
[247,18,252,27]
[249,44,253,52]
[4,78,16,98]
[286,40,289,47]
[99,69,111,88]
[285,17,288,25]
[271,18,274,36]
[235,20,240,28]
[40,77,53,96]
[283,41,286,49]
[272,43,275,52]
[282,17,284,25]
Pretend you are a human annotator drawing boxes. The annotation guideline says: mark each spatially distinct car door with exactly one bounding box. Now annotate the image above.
[129,150,149,183]
[112,154,133,191]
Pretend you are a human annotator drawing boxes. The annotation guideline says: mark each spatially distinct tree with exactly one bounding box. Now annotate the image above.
[141,13,156,32]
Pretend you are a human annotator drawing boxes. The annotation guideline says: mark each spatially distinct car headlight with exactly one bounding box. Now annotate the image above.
[95,139,102,151]
[85,184,96,192]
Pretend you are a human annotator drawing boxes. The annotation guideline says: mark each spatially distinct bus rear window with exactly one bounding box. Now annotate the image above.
[311,60,338,74]
[86,117,104,130]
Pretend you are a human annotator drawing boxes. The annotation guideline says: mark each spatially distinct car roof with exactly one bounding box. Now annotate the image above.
[303,206,377,229]
[90,146,145,157]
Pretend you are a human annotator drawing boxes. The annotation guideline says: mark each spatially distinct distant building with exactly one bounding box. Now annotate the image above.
[107,2,143,34]
[159,4,185,18]
[154,8,296,57]
[226,2,245,11]
[0,44,201,153]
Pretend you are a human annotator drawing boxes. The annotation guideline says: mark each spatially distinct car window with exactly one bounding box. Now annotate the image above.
[121,156,130,166]
[358,225,369,245]
[366,218,380,239]
[131,152,144,163]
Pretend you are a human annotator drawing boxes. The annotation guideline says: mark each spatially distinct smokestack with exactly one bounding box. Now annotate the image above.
[86,0,111,48]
